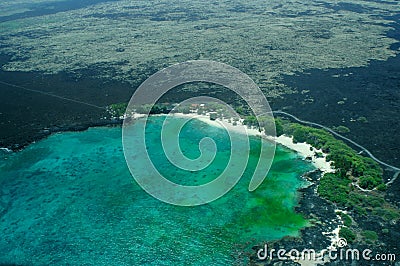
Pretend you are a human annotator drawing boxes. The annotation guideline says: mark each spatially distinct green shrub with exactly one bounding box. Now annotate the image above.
[339,227,356,243]
[376,183,387,191]
[355,206,367,216]
[338,212,352,227]
[357,116,368,123]
[333,125,350,133]
[362,230,378,242]
[109,103,128,117]
[359,176,379,190]
[243,115,258,127]
[318,173,351,205]
[275,118,284,136]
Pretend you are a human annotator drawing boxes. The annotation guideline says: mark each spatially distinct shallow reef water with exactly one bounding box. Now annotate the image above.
[0,116,314,265]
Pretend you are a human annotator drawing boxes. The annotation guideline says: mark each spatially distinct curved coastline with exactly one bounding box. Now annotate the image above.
[0,114,314,265]
[3,107,398,176]
[1,111,399,265]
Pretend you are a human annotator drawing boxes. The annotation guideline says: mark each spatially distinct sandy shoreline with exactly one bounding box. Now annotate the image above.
[274,135,335,174]
[171,112,263,136]
[162,112,335,174]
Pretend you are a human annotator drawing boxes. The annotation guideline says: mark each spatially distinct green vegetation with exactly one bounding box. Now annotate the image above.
[278,119,399,221]
[283,122,384,186]
[359,176,380,190]
[283,122,383,187]
[109,103,177,117]
[275,119,284,136]
[318,173,352,206]
[150,104,174,114]
[242,115,282,136]
[337,211,352,227]
[357,116,368,123]
[235,106,246,116]
[209,112,217,121]
[174,105,190,114]
[109,101,239,121]
[108,103,128,118]
[242,115,258,128]
[376,183,387,191]
[362,230,378,243]
[339,227,356,244]
[333,125,350,134]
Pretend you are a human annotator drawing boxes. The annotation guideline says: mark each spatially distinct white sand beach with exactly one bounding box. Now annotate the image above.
[172,113,335,174]
[131,111,335,174]
[274,135,335,174]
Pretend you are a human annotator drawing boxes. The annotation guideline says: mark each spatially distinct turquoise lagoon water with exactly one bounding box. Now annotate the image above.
[0,116,314,265]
